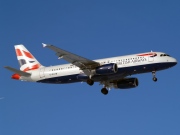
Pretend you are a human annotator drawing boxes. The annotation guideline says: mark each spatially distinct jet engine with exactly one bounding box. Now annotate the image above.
[95,63,118,75]
[113,78,139,89]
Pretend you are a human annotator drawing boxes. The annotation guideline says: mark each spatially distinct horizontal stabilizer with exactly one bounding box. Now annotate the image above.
[4,66,31,77]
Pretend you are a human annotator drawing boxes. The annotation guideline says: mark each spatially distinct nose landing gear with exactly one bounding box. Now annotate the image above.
[152,71,158,82]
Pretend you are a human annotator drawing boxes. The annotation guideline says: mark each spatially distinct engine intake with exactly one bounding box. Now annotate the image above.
[114,78,139,89]
[95,63,118,75]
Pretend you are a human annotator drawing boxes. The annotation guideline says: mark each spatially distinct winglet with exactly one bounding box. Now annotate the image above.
[42,43,47,47]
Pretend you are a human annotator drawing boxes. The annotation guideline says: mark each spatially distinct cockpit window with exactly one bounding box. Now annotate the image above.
[160,54,170,57]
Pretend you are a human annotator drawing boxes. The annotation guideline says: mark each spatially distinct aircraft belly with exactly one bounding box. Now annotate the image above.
[37,74,80,84]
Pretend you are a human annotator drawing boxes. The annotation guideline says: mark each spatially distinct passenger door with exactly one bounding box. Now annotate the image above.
[39,67,45,78]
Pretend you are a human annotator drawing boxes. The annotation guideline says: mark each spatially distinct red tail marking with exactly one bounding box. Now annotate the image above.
[16,49,23,56]
[31,64,41,70]
[23,67,30,72]
[23,51,34,58]
[11,74,20,80]
[23,64,41,72]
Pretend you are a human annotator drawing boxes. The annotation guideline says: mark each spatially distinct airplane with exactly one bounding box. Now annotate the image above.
[5,44,177,95]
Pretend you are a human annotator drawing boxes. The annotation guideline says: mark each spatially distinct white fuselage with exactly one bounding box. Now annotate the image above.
[19,52,177,84]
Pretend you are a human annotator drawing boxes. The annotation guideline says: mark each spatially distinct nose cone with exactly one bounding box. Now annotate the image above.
[171,57,177,67]
[174,58,177,64]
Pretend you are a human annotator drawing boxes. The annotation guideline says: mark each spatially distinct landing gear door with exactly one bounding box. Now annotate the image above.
[39,67,45,78]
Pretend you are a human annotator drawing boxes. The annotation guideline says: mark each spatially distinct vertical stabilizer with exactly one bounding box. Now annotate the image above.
[15,45,42,71]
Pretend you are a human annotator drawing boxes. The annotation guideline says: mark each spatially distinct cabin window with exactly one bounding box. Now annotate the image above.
[160,54,170,57]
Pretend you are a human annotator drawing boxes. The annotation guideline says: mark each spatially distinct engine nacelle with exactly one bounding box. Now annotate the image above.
[114,78,139,89]
[95,63,118,75]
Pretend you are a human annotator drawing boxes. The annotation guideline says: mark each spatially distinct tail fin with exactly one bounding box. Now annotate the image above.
[15,45,42,71]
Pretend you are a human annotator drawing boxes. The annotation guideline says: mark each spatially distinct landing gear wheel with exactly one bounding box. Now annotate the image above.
[153,77,157,82]
[152,71,158,82]
[87,79,94,86]
[101,88,108,95]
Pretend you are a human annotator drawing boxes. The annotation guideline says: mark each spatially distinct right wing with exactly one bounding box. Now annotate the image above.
[43,43,100,70]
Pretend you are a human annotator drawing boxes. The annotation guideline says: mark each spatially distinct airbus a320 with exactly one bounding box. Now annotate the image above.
[5,44,177,95]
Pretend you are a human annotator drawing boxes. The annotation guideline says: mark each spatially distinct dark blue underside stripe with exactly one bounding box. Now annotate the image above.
[37,62,176,84]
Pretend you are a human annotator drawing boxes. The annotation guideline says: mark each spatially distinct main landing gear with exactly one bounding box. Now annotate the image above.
[86,78,94,86]
[101,88,108,95]
[86,79,108,95]
[152,71,158,82]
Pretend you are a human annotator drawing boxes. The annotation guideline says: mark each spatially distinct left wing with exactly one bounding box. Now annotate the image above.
[42,43,100,70]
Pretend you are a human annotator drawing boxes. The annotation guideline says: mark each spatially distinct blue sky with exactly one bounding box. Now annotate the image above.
[1,0,180,135]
